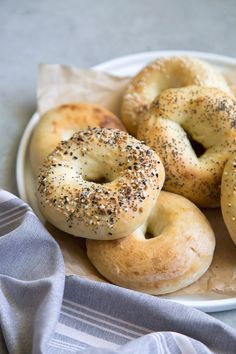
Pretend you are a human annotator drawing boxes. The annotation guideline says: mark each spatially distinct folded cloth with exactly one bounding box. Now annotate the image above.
[0,190,65,354]
[0,190,236,354]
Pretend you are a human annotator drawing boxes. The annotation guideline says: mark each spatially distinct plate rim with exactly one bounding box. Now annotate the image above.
[93,49,236,70]
[16,50,236,312]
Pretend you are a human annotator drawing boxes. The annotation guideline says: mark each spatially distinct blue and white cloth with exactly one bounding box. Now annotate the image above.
[0,189,236,354]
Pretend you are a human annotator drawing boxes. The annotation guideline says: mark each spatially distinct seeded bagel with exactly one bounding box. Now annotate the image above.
[138,86,236,207]
[221,153,236,245]
[121,56,231,136]
[37,128,165,240]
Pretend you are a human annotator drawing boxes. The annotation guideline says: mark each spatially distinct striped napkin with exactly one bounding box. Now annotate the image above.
[0,189,236,354]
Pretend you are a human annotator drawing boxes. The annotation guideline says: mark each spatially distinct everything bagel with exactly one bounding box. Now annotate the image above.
[87,191,215,295]
[221,153,236,245]
[30,103,126,175]
[37,128,165,240]
[138,86,236,207]
[121,56,231,136]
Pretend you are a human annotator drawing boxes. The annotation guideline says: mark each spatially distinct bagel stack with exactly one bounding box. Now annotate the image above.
[36,127,215,295]
[120,55,236,208]
[121,56,231,136]
[33,55,236,296]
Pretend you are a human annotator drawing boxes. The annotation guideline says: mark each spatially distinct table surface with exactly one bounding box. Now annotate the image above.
[1,0,236,329]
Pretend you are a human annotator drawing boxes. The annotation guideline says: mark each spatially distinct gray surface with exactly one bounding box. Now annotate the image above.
[0,0,236,328]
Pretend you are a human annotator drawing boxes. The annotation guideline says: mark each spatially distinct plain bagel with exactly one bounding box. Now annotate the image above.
[87,191,215,295]
[121,56,231,136]
[221,153,236,245]
[37,127,165,240]
[138,86,236,207]
[30,103,126,175]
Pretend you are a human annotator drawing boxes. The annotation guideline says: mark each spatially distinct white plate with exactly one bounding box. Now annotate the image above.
[16,50,236,312]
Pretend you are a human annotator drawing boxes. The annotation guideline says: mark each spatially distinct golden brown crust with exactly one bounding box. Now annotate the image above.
[230,84,236,98]
[221,153,236,245]
[138,86,236,207]
[121,56,231,136]
[30,103,126,175]
[37,127,165,240]
[87,191,215,294]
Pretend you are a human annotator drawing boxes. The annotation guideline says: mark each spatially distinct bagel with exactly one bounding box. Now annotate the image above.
[221,153,236,245]
[138,86,236,207]
[231,84,236,98]
[121,56,231,136]
[37,127,165,240]
[87,191,215,295]
[30,103,126,175]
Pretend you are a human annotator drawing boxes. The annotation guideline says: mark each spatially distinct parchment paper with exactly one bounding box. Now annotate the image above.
[38,63,236,297]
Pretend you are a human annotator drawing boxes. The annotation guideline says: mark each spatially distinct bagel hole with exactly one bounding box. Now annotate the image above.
[144,227,162,239]
[144,223,165,240]
[187,134,206,157]
[144,231,154,239]
[85,176,110,184]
